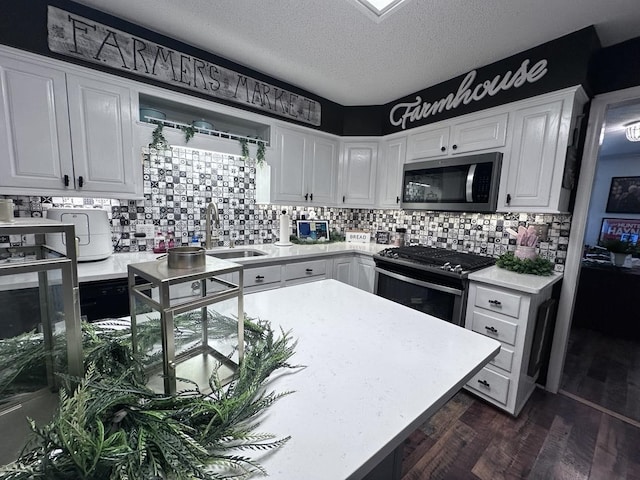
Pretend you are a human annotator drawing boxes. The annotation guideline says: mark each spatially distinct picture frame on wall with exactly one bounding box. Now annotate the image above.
[606,176,640,213]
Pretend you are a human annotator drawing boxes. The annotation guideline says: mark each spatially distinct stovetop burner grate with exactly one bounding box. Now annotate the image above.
[376,246,495,272]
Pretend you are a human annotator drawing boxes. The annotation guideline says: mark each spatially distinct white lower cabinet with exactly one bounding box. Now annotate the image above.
[354,256,375,293]
[333,256,353,285]
[464,280,554,416]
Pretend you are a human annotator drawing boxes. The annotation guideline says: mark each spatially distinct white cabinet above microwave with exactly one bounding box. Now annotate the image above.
[407,112,508,160]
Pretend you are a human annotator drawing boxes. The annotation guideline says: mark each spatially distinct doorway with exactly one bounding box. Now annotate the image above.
[554,89,640,424]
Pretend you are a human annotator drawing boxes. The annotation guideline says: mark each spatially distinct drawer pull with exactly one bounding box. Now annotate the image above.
[488,299,502,307]
[477,379,490,389]
[255,275,265,281]
[485,326,498,334]
[305,268,313,273]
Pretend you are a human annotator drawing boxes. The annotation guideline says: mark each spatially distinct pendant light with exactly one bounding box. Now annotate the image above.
[625,121,640,142]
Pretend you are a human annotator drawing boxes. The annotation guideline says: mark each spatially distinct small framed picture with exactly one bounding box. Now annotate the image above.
[606,176,640,213]
[375,231,391,244]
[296,220,329,241]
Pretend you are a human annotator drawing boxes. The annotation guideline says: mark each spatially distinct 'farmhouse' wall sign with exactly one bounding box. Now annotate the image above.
[47,6,321,126]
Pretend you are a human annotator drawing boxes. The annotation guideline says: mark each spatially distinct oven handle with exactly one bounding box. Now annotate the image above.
[375,267,463,296]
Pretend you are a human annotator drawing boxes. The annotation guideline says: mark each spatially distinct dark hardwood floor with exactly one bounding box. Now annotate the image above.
[561,326,640,423]
[401,389,640,479]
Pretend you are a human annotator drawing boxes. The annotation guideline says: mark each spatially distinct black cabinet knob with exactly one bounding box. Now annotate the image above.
[477,379,490,388]
[304,193,308,201]
[255,275,264,281]
[78,176,84,188]
[305,268,313,273]
[440,146,446,152]
[63,174,70,187]
[506,193,511,205]
[310,193,313,201]
[485,325,498,334]
[452,144,458,150]
[396,196,400,203]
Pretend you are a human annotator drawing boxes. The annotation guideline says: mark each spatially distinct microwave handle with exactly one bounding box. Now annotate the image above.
[465,164,477,202]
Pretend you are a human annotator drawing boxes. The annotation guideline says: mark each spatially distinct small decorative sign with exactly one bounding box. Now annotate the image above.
[375,231,391,245]
[346,230,370,244]
[47,6,321,126]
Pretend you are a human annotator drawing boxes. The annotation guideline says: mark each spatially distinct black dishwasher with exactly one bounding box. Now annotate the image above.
[79,277,148,321]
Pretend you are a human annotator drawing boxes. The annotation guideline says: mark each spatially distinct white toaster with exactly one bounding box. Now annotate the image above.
[45,208,113,261]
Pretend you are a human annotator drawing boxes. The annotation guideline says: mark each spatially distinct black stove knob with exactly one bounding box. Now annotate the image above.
[453,264,463,273]
[441,262,451,271]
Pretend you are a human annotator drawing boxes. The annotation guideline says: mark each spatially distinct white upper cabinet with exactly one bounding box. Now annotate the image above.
[0,55,74,192]
[66,73,136,196]
[0,48,139,198]
[376,136,406,209]
[497,87,587,213]
[407,113,507,160]
[272,125,338,205]
[339,141,378,208]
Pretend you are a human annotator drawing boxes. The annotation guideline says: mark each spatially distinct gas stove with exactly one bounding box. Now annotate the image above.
[374,245,495,278]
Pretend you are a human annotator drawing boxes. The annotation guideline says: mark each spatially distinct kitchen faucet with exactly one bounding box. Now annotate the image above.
[204,202,220,249]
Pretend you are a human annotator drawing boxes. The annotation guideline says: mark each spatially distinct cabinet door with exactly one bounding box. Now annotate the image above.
[407,126,449,160]
[501,101,563,210]
[355,257,375,293]
[450,113,507,154]
[273,126,307,203]
[66,74,137,196]
[308,136,337,205]
[340,142,378,207]
[0,56,74,192]
[333,256,353,285]
[377,137,405,208]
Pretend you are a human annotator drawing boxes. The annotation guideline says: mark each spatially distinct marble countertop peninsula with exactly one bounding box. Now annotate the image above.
[239,280,500,480]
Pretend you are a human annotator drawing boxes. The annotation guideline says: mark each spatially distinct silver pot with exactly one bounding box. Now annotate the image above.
[166,246,205,269]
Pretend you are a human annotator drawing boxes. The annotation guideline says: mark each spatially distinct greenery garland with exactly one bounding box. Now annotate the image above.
[0,314,298,480]
[495,251,555,276]
[149,121,170,150]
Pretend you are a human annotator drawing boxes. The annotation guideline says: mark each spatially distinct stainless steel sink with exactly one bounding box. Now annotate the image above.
[206,249,267,259]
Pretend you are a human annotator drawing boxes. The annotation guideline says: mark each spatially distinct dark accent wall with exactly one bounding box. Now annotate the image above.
[0,0,345,135]
[381,27,601,135]
[589,36,640,95]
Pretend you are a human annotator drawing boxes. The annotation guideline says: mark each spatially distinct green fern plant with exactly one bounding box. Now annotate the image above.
[238,137,250,161]
[181,123,197,143]
[0,315,298,480]
[256,140,266,165]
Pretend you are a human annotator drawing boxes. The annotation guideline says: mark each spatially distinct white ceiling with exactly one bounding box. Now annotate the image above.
[71,0,640,106]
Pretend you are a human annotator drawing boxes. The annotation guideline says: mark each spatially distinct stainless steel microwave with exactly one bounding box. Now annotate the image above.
[401,152,502,212]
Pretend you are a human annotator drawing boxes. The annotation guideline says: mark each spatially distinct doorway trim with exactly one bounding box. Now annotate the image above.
[546,84,640,392]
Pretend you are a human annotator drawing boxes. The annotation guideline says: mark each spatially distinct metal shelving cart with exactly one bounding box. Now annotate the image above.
[128,256,244,395]
[0,219,83,390]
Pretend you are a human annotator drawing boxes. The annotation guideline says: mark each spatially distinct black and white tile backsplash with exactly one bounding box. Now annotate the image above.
[1,145,571,271]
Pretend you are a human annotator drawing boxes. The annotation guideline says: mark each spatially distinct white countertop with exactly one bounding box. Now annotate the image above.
[0,242,387,290]
[240,280,500,480]
[468,265,563,294]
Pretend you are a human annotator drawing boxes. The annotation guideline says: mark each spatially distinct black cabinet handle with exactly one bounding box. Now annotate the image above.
[78,176,84,188]
[342,195,346,203]
[506,193,511,205]
[485,326,498,334]
[310,193,313,201]
[440,146,446,152]
[255,275,264,281]
[488,299,502,306]
[477,379,490,388]
[452,144,458,150]
[64,174,70,187]
[396,196,400,203]
[304,193,308,201]
[305,268,313,273]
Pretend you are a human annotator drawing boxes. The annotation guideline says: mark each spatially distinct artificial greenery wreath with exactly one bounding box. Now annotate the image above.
[495,251,555,276]
[0,313,298,480]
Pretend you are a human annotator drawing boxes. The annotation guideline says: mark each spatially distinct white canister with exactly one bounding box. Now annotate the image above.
[0,199,14,222]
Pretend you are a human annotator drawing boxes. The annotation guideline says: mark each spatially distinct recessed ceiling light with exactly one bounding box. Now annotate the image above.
[353,0,410,19]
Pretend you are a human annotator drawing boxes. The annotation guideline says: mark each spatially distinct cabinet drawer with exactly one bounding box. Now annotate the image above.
[474,285,522,318]
[284,259,327,281]
[467,367,510,405]
[490,345,514,373]
[471,310,518,346]
[244,265,281,288]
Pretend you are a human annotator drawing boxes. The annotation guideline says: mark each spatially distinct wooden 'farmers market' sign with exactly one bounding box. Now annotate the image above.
[47,6,321,126]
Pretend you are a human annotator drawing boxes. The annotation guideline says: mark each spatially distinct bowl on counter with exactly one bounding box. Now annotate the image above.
[192,119,214,130]
[140,107,166,122]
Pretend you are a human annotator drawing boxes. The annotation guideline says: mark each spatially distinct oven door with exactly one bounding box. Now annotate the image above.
[374,267,465,326]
